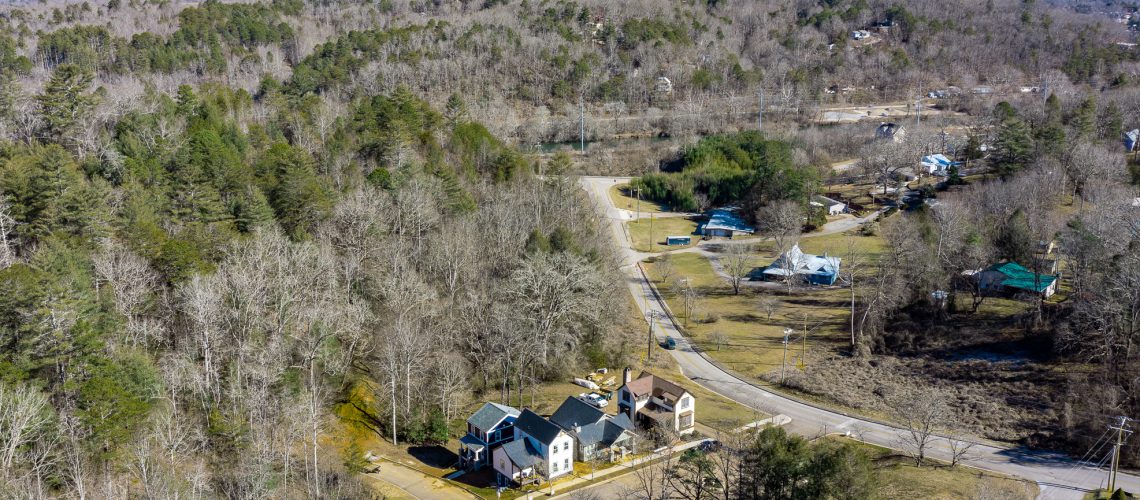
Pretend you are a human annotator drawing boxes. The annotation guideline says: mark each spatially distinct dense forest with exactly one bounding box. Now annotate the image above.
[3,0,1140,143]
[0,53,632,496]
[0,0,1139,497]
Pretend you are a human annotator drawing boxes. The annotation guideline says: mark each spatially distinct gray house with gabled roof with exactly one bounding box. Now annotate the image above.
[549,396,638,462]
[492,409,574,485]
[459,402,519,470]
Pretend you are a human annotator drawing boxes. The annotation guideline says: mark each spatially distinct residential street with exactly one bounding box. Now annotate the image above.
[580,175,1139,500]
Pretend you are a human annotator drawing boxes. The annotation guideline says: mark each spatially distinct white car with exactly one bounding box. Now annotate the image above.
[578,392,608,408]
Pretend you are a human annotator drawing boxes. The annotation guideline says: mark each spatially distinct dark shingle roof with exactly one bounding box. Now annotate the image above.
[500,439,542,469]
[549,397,605,430]
[515,409,562,444]
[550,397,638,448]
[467,402,520,433]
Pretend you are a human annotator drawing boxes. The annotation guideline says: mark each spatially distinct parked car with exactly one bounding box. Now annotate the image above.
[664,337,677,350]
[698,440,722,452]
[578,392,608,408]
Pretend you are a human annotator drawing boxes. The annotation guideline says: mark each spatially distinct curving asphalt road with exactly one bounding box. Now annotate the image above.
[580,175,1137,500]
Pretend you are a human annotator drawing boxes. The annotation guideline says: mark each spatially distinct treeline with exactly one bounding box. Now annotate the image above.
[631,131,816,213]
[2,0,1137,126]
[0,62,627,497]
[27,0,298,75]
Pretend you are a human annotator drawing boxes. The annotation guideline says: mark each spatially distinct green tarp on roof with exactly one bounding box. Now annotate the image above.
[989,262,1056,293]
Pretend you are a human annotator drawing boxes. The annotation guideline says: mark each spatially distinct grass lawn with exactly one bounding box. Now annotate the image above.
[625,317,769,432]
[644,231,887,381]
[1084,489,1137,499]
[609,183,669,213]
[627,216,700,252]
[826,437,1038,499]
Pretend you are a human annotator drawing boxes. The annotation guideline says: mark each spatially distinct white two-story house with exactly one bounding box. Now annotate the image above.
[616,369,696,435]
[459,402,519,470]
[492,409,574,486]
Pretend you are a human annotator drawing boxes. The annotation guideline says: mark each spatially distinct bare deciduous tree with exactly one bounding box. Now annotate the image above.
[709,331,728,351]
[755,201,802,257]
[890,388,951,466]
[721,244,754,295]
[758,296,781,321]
[0,382,51,471]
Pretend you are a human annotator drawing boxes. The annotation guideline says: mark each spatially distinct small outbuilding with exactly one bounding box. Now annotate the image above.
[920,154,962,175]
[875,122,904,141]
[698,209,754,238]
[975,261,1058,298]
[666,235,692,246]
[1125,129,1140,152]
[810,195,847,216]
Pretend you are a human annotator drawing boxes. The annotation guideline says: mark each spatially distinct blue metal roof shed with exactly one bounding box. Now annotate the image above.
[698,209,755,238]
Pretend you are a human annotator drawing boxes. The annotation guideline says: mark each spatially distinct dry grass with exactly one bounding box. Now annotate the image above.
[641,229,1073,444]
[823,437,1038,499]
[609,183,669,213]
[627,216,700,252]
[644,232,887,381]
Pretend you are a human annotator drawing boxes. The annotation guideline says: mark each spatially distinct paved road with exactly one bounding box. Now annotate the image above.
[580,175,1137,499]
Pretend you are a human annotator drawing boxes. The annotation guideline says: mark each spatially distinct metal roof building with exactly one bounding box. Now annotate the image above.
[698,209,755,238]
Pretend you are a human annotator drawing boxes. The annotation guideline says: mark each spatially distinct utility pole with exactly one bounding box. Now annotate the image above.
[636,185,641,223]
[780,328,792,384]
[578,95,586,152]
[1108,416,1134,494]
[758,88,764,132]
[646,311,655,362]
[915,99,921,126]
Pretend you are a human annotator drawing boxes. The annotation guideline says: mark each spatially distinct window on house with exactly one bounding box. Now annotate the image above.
[564,459,570,470]
[552,444,558,453]
[680,397,690,409]
[552,462,559,472]
[680,414,693,428]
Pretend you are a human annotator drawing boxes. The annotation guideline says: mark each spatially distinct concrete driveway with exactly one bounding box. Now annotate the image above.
[366,460,476,500]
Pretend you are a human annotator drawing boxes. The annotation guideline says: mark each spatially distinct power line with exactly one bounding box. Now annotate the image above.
[1057,427,1113,487]
[1108,416,1134,493]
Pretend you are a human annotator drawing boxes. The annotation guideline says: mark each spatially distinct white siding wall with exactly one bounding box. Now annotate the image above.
[546,433,574,479]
